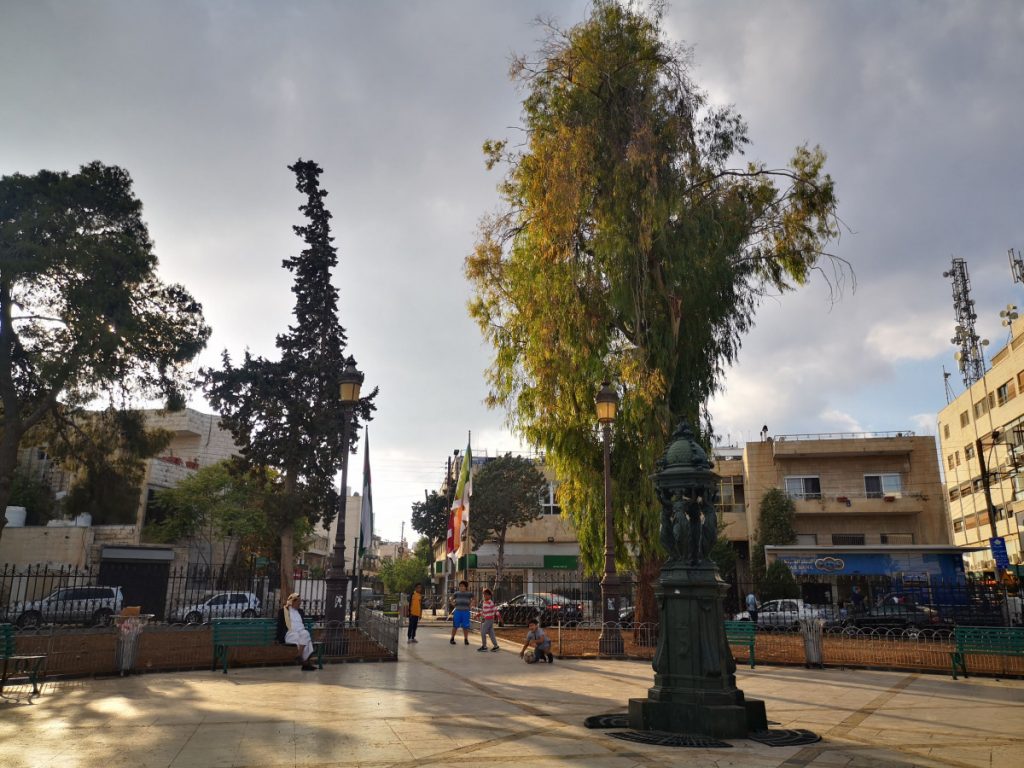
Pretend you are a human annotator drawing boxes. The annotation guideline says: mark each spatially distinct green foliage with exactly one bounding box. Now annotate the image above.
[708,517,737,579]
[412,536,435,566]
[203,160,377,590]
[466,1,843,574]
[47,409,172,526]
[411,490,449,547]
[0,162,210,519]
[378,555,428,595]
[469,456,548,585]
[751,488,797,581]
[7,469,56,526]
[761,559,800,601]
[147,460,277,558]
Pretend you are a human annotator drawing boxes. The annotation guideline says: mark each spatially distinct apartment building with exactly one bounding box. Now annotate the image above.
[743,432,948,549]
[938,316,1024,571]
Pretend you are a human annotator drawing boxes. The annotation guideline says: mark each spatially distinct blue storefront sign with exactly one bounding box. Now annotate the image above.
[777,551,965,581]
[990,537,1011,570]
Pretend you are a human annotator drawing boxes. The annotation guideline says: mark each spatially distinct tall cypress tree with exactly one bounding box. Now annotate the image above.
[204,160,376,593]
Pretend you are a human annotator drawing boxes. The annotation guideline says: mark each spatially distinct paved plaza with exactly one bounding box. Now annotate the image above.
[1,621,1022,768]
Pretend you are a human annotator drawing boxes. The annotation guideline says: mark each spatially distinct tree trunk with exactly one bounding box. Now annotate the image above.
[0,424,25,529]
[634,555,661,646]
[279,524,294,595]
[493,531,505,598]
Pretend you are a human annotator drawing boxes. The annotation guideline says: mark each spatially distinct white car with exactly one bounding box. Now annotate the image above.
[733,598,833,628]
[12,585,124,628]
[173,591,261,623]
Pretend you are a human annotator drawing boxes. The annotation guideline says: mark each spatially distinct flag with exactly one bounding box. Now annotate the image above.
[358,428,373,556]
[448,441,472,562]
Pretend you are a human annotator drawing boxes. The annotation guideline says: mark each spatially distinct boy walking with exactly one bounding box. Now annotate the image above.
[407,583,423,643]
[519,618,554,664]
[477,588,500,652]
[449,580,474,645]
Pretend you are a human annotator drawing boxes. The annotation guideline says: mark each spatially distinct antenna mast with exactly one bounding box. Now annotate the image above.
[1009,248,1024,284]
[943,257,987,388]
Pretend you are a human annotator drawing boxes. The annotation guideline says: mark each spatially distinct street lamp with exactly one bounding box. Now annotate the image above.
[596,381,624,655]
[325,360,364,629]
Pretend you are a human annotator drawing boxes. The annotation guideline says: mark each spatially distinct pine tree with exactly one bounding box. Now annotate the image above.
[204,160,376,593]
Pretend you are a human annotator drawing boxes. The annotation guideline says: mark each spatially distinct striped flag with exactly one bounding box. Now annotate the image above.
[359,428,373,556]
[448,441,472,562]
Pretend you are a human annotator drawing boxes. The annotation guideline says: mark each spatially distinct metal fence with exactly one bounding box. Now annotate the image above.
[0,563,366,627]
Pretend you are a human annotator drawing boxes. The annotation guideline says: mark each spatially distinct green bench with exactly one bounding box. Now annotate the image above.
[1,623,46,694]
[950,626,1024,679]
[212,618,322,674]
[724,620,757,669]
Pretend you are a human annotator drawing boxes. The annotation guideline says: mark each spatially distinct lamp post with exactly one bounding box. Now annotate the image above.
[325,360,364,629]
[597,381,624,655]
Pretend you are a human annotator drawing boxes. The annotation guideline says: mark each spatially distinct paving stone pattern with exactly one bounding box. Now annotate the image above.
[1,621,1022,768]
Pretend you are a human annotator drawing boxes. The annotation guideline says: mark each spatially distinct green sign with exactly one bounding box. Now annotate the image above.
[543,555,579,570]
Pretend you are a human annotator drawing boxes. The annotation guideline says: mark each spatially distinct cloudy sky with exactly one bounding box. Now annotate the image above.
[3,1,1022,541]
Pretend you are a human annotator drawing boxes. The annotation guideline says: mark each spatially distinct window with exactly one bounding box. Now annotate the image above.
[831,533,866,546]
[864,473,902,498]
[994,507,1007,521]
[960,410,970,427]
[998,381,1016,406]
[784,476,821,500]
[539,482,560,515]
[972,477,984,493]
[975,400,987,419]
[1018,370,1024,393]
[1014,475,1024,501]
[795,533,817,545]
[949,487,961,501]
[948,454,955,470]
[880,533,914,545]
[964,444,975,460]
[943,423,951,439]
[716,477,743,514]
[953,519,964,533]
[955,451,961,466]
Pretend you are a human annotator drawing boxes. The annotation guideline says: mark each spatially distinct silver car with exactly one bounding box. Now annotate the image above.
[14,585,124,628]
[174,591,261,623]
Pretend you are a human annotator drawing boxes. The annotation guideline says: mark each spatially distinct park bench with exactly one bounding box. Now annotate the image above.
[724,619,756,669]
[1,622,46,694]
[950,625,1024,679]
[212,618,323,674]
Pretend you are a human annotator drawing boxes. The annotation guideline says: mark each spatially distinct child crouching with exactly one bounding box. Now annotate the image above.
[519,617,553,664]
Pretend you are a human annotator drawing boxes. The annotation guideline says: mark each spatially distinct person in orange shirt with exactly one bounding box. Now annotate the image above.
[407,583,424,643]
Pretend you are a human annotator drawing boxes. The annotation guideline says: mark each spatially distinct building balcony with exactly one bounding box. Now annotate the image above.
[772,431,916,458]
[792,492,924,516]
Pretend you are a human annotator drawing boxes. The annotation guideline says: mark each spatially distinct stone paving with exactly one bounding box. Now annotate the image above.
[1,621,1022,767]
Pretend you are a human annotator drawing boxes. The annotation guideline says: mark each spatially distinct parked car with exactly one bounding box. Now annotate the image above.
[843,601,948,632]
[495,593,583,627]
[733,598,834,629]
[618,605,636,628]
[173,591,261,623]
[13,585,124,628]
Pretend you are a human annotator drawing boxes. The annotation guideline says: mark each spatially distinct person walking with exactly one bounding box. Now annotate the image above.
[276,593,317,671]
[407,583,423,643]
[477,588,500,652]
[745,591,759,624]
[449,580,474,645]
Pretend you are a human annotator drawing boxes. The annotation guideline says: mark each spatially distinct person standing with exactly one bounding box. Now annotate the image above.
[407,583,424,643]
[477,588,500,652]
[276,593,317,671]
[850,585,865,613]
[745,592,759,624]
[449,580,474,645]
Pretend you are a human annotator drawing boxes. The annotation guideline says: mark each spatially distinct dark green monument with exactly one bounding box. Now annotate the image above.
[628,422,767,738]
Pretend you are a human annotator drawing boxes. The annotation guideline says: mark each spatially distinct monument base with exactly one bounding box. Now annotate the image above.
[628,694,767,739]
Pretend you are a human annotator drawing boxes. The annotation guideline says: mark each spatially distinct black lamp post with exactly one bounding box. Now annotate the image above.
[325,360,364,628]
[597,381,624,655]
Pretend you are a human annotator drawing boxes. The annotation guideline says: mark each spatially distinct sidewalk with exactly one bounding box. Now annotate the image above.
[0,622,1021,767]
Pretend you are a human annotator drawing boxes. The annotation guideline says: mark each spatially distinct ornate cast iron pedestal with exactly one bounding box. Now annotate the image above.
[628,423,767,738]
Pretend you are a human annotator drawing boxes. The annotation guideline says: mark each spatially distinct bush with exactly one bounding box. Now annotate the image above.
[761,559,800,601]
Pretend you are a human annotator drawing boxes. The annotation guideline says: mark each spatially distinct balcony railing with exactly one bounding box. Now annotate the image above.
[774,431,915,442]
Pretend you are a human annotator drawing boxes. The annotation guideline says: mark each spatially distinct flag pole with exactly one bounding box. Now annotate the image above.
[463,431,471,586]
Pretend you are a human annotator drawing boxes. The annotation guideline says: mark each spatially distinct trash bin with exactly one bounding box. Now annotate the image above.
[115,613,153,675]
[799,618,825,668]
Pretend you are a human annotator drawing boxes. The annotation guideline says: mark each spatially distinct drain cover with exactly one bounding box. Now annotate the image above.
[748,729,821,747]
[609,730,732,748]
[583,714,630,729]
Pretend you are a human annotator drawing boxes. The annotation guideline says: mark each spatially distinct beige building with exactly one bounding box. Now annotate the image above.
[937,317,1024,571]
[711,433,948,578]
